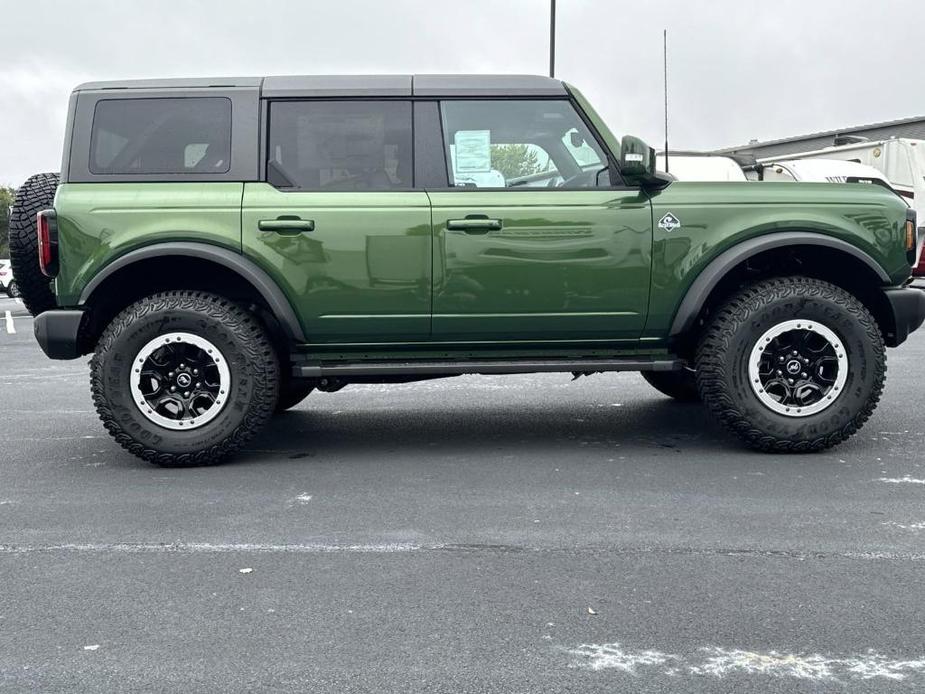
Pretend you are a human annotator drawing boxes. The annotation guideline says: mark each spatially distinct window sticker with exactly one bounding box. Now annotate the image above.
[454,130,491,173]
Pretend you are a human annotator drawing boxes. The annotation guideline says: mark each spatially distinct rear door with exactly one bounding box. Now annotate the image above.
[427,98,651,342]
[242,99,431,343]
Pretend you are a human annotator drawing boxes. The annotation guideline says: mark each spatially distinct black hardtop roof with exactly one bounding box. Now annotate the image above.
[74,74,568,98]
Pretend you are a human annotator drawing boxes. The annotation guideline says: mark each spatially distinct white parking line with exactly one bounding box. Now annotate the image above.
[878,475,925,485]
[4,310,15,334]
[565,642,925,681]
[0,542,424,554]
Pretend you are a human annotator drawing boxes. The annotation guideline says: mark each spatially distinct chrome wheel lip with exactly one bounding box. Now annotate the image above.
[748,319,848,418]
[130,332,231,431]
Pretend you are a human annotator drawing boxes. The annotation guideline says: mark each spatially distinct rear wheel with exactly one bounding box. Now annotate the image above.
[641,369,700,402]
[91,291,279,466]
[8,172,59,315]
[7,281,20,299]
[695,276,885,452]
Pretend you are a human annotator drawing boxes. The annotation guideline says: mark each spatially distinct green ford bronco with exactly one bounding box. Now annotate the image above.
[9,74,925,466]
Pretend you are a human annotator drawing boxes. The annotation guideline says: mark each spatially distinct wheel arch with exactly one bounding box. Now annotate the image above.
[78,242,306,347]
[669,231,897,349]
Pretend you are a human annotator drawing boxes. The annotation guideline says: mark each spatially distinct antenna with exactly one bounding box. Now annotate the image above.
[549,0,557,78]
[663,28,669,173]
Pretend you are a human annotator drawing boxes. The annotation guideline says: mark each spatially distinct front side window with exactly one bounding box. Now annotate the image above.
[90,98,231,175]
[439,100,610,189]
[267,101,413,191]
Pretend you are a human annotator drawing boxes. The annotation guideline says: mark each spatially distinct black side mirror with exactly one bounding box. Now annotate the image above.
[620,135,672,190]
[569,131,584,148]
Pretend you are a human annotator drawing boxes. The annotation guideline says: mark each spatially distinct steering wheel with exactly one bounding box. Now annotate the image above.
[558,170,596,188]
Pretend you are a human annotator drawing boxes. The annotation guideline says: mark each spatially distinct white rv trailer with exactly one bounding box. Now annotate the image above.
[755,159,892,186]
[656,153,748,181]
[658,153,889,187]
[756,138,924,202]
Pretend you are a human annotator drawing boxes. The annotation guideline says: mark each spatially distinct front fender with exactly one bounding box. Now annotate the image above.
[643,181,911,339]
[667,231,890,337]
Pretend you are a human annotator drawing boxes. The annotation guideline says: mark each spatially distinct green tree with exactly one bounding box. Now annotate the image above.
[0,186,15,257]
[490,144,542,180]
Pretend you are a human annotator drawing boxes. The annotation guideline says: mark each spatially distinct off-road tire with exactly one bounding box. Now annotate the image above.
[91,291,279,466]
[276,381,315,413]
[8,172,59,316]
[695,276,885,452]
[642,369,700,402]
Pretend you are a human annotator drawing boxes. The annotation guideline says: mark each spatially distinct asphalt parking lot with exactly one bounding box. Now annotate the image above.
[1,293,925,692]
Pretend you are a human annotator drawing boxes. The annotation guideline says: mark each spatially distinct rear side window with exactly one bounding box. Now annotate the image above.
[267,101,413,191]
[89,98,232,175]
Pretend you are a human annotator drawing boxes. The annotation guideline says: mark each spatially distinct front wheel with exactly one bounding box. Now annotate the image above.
[695,276,885,452]
[6,281,20,299]
[91,291,280,466]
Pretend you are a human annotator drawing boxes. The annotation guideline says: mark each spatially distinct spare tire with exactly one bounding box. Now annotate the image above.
[9,172,59,316]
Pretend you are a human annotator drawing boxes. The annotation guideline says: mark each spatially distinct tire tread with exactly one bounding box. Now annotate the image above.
[90,290,279,467]
[9,172,59,316]
[695,276,886,453]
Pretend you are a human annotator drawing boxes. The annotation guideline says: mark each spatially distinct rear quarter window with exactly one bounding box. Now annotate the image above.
[89,97,232,175]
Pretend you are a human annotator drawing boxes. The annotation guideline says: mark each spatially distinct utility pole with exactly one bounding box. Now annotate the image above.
[549,0,556,78]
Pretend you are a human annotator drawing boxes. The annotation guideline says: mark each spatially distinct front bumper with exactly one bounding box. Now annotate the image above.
[883,286,925,347]
[33,309,86,360]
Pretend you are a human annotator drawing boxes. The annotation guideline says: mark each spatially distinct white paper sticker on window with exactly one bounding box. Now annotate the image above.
[454,130,491,173]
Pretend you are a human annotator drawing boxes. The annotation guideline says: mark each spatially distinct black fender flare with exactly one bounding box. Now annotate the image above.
[669,231,891,337]
[79,242,306,342]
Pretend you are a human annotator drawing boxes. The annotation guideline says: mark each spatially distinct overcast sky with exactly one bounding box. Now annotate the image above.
[1,0,922,186]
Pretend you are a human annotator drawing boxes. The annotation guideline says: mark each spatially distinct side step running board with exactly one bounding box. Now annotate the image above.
[293,358,684,378]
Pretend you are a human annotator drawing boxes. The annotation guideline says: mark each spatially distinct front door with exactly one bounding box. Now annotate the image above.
[242,99,431,343]
[429,98,651,342]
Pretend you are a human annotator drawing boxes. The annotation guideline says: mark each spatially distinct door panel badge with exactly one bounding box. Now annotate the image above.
[658,212,681,232]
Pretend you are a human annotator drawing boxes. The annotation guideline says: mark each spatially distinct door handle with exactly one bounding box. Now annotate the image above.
[258,218,315,233]
[446,218,503,233]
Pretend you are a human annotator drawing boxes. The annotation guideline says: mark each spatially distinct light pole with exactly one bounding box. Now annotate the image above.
[549,0,556,78]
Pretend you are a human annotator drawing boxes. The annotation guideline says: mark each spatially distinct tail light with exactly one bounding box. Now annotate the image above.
[37,209,59,278]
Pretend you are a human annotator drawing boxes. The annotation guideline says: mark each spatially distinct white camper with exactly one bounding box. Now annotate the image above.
[756,138,924,204]
[755,159,892,187]
[656,153,749,181]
